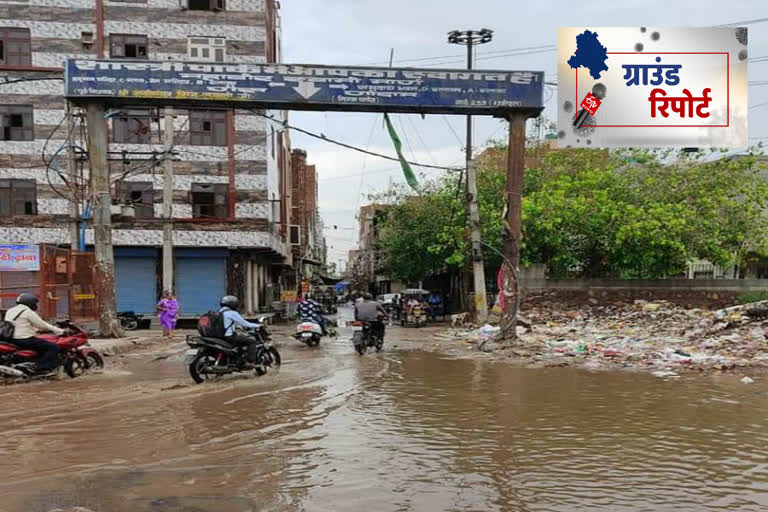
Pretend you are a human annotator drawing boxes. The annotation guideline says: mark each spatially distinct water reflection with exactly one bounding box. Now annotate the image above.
[1,346,768,511]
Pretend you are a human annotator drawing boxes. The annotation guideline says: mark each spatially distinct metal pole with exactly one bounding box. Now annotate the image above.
[162,109,174,295]
[501,114,527,338]
[65,101,80,250]
[464,37,488,323]
[85,102,122,338]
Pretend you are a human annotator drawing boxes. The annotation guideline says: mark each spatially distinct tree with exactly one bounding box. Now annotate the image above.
[374,145,768,283]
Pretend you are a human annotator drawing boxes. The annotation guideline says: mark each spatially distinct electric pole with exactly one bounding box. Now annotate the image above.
[448,28,492,323]
[65,101,80,250]
[162,109,175,295]
[85,103,123,338]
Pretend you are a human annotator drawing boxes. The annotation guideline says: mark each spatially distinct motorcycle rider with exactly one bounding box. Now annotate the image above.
[219,295,263,364]
[297,293,328,335]
[354,292,388,341]
[4,293,65,375]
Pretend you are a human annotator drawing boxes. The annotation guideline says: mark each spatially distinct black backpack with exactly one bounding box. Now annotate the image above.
[0,310,25,341]
[197,310,225,338]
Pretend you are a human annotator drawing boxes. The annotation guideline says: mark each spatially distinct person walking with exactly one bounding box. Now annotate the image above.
[156,290,179,340]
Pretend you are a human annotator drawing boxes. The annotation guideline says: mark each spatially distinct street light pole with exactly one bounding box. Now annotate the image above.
[448,28,492,323]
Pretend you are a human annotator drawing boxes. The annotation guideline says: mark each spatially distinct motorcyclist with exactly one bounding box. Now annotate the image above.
[219,295,263,364]
[297,293,328,335]
[4,293,65,375]
[354,292,387,341]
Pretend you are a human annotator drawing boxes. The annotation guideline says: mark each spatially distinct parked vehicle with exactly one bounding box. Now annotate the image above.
[117,311,143,331]
[293,320,323,347]
[351,320,384,355]
[0,320,104,379]
[185,325,280,384]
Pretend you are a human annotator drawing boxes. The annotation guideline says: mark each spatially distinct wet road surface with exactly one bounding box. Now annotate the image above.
[2,307,768,511]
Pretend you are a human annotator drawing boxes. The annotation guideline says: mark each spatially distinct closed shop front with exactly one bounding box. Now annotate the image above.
[115,247,158,314]
[175,248,228,315]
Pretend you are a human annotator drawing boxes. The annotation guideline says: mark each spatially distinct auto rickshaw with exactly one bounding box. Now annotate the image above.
[400,288,429,328]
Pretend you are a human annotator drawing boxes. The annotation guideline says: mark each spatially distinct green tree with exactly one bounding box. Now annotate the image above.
[374,146,768,282]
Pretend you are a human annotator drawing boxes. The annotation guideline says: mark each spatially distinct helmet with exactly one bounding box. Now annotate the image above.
[220,295,239,309]
[16,293,39,311]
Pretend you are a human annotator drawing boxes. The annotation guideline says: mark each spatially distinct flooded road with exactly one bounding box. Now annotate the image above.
[2,308,768,511]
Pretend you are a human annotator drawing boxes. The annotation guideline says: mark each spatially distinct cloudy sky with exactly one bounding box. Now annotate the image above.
[279,0,767,270]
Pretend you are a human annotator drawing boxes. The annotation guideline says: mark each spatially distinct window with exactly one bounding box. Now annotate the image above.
[116,181,154,219]
[109,34,148,59]
[289,225,300,245]
[188,37,225,62]
[189,110,227,146]
[0,104,33,141]
[191,183,228,219]
[0,28,31,67]
[112,109,152,143]
[188,0,225,11]
[0,180,37,216]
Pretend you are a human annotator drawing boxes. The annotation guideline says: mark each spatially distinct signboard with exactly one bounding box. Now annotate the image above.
[65,59,544,115]
[557,27,747,147]
[74,293,96,301]
[280,290,297,301]
[0,245,40,272]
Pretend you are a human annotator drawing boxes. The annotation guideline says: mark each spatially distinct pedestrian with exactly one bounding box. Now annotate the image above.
[156,290,179,340]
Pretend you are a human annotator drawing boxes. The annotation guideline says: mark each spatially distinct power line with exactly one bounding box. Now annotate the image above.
[0,76,63,86]
[358,43,556,66]
[250,110,461,171]
[717,17,768,26]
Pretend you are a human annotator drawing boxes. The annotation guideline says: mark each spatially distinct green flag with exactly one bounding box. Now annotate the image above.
[384,114,418,191]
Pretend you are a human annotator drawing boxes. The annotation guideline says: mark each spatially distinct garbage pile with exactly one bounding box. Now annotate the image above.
[447,299,768,374]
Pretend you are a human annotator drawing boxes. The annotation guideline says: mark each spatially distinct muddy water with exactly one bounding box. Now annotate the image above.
[2,318,768,511]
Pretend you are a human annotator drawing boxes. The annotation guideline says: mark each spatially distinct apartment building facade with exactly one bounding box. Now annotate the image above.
[289,148,326,288]
[0,0,294,315]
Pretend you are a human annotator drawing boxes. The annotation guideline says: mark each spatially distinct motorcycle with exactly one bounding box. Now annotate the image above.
[351,320,384,355]
[0,320,104,379]
[117,311,143,331]
[185,326,281,384]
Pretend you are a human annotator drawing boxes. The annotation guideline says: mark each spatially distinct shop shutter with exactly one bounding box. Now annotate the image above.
[115,254,157,314]
[175,251,227,315]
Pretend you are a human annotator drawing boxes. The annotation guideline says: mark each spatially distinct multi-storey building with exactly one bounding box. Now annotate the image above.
[0,0,295,316]
[289,148,325,287]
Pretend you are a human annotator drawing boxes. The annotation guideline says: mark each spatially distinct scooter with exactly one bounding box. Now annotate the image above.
[0,320,104,379]
[293,321,323,347]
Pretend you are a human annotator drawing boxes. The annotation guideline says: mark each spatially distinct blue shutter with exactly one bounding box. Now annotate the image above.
[175,256,226,315]
[115,256,157,314]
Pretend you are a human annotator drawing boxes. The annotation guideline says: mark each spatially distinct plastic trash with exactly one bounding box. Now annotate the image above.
[652,371,679,378]
[741,376,755,384]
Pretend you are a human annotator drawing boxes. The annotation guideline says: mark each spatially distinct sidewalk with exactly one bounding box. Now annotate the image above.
[87,329,180,356]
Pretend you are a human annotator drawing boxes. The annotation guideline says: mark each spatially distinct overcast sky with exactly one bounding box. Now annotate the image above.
[279,0,767,270]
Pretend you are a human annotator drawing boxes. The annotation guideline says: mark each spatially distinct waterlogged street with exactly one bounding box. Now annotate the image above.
[2,307,768,512]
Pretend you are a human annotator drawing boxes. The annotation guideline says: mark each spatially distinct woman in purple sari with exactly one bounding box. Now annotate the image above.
[156,290,179,339]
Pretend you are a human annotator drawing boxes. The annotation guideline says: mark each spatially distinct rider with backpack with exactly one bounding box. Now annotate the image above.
[218,295,264,364]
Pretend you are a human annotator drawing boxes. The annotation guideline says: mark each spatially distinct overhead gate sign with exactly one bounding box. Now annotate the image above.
[65,59,543,115]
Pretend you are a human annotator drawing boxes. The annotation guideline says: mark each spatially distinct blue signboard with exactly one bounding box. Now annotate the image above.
[0,244,40,272]
[65,59,543,115]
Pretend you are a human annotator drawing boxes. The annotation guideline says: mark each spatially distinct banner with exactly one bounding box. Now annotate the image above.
[0,245,40,272]
[558,27,747,147]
